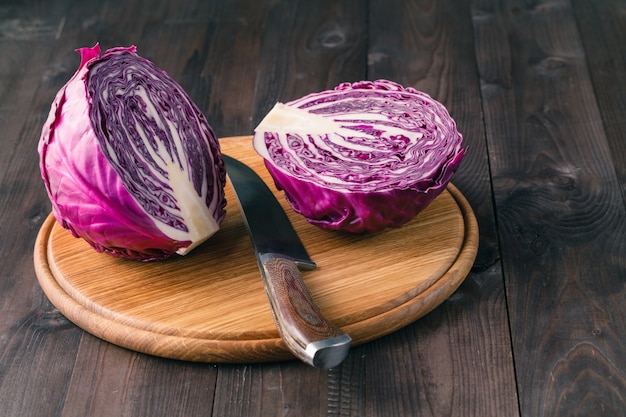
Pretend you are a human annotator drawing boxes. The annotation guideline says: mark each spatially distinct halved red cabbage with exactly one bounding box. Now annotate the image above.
[38,44,226,261]
[253,80,465,233]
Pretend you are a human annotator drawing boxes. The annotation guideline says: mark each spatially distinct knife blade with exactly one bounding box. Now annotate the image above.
[223,154,351,369]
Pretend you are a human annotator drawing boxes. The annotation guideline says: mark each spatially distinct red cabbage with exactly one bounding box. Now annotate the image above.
[39,44,226,261]
[253,80,465,233]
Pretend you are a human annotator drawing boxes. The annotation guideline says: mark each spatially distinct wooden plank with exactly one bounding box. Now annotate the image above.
[365,0,519,415]
[0,1,67,185]
[572,0,626,200]
[136,0,270,137]
[365,267,517,416]
[213,362,331,417]
[471,0,626,415]
[205,0,369,415]
[249,0,368,125]
[59,336,218,417]
[0,2,88,417]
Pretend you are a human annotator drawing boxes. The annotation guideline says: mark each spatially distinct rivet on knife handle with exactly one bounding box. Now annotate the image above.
[259,253,351,369]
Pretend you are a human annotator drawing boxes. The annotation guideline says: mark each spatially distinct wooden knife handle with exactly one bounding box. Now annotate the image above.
[259,254,351,368]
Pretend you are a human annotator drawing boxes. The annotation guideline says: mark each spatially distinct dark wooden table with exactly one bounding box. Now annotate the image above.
[2,0,625,416]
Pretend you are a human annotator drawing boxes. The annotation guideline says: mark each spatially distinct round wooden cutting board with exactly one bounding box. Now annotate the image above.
[34,136,478,364]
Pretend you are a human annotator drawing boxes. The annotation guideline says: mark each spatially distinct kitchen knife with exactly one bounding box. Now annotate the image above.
[223,154,351,369]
